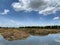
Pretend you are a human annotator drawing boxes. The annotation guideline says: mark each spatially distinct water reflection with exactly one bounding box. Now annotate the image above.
[0,34,60,45]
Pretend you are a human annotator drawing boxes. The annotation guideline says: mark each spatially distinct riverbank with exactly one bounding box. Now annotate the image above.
[0,28,60,40]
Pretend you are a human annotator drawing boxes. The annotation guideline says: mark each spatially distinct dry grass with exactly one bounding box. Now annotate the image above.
[0,28,60,40]
[0,28,29,40]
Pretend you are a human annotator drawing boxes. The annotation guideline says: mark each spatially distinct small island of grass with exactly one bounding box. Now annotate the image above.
[0,25,60,41]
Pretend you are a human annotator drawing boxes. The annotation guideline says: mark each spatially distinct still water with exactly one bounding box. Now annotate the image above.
[0,34,60,45]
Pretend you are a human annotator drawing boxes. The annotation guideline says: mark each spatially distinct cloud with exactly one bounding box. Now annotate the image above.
[0,35,4,40]
[55,39,60,43]
[12,0,60,15]
[53,17,59,20]
[0,19,24,27]
[0,9,10,15]
[39,7,55,15]
[10,20,23,26]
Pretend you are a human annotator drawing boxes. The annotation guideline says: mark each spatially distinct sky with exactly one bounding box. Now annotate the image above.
[0,0,60,27]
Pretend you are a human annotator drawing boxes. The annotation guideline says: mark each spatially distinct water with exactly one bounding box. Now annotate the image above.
[0,34,60,45]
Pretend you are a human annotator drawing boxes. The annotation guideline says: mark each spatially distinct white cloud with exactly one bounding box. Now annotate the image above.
[12,0,60,15]
[55,39,60,43]
[0,9,10,15]
[39,7,55,15]
[10,20,23,26]
[53,17,59,20]
[0,19,24,27]
[0,35,4,40]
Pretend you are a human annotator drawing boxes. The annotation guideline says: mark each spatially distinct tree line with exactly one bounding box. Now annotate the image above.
[19,25,60,29]
[0,25,60,29]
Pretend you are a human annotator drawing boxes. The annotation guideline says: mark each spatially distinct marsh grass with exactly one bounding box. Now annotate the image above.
[0,26,60,40]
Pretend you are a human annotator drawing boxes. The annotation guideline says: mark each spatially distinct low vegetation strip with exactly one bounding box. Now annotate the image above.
[0,28,30,41]
[0,26,60,41]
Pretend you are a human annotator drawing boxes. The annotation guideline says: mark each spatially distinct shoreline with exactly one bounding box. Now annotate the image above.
[0,28,60,40]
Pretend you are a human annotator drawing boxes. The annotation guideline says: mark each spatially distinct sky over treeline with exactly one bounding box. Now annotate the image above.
[0,0,60,27]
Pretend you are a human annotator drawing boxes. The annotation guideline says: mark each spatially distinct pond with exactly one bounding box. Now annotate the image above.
[0,34,60,45]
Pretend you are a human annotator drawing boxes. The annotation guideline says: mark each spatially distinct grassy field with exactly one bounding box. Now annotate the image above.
[0,26,60,40]
[0,28,29,41]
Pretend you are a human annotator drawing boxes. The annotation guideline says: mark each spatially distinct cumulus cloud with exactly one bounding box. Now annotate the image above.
[53,17,59,20]
[0,9,10,15]
[12,0,60,15]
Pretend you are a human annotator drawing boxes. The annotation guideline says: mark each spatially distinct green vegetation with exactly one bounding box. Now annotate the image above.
[19,25,60,29]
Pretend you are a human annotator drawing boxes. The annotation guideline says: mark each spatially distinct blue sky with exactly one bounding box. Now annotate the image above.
[0,0,60,27]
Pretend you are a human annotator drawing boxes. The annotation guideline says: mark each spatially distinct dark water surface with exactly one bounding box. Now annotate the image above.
[0,34,60,45]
